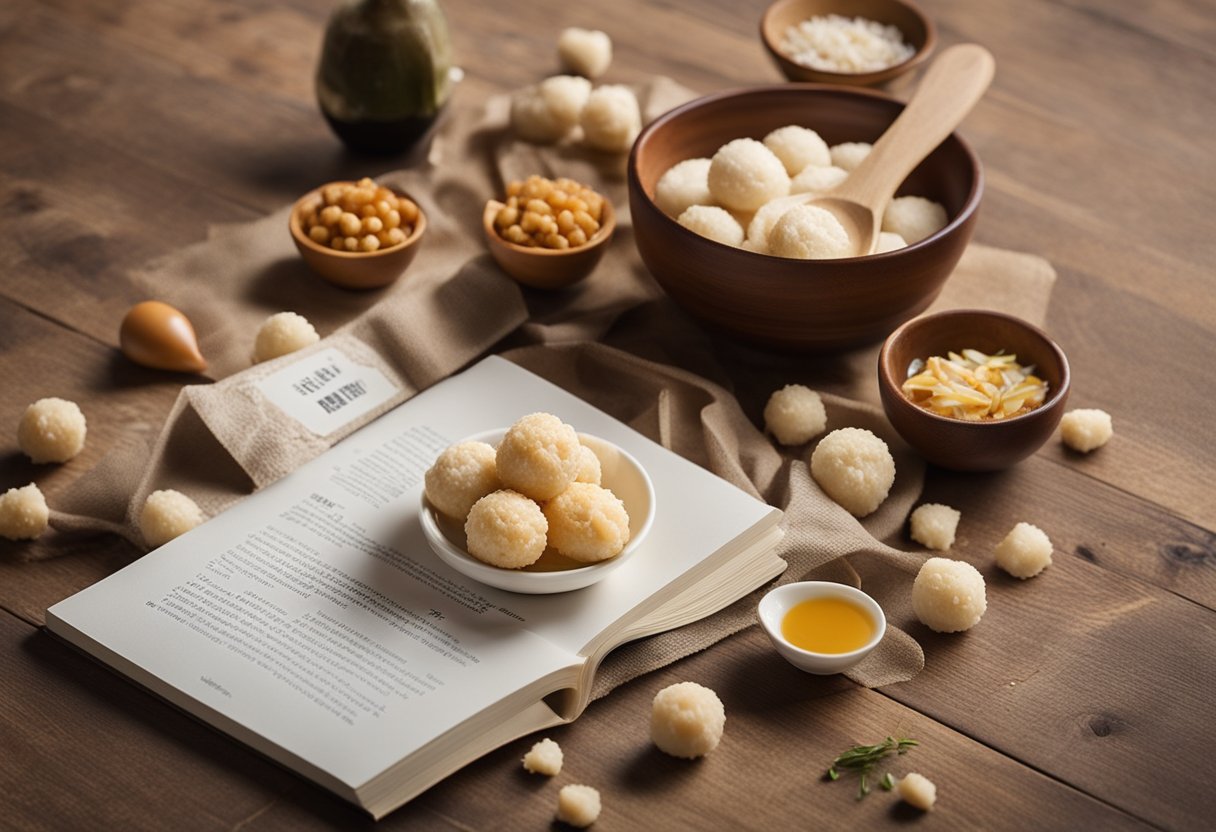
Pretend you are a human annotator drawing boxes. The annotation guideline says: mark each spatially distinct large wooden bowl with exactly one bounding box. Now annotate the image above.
[760,0,936,87]
[878,309,1071,471]
[627,84,982,352]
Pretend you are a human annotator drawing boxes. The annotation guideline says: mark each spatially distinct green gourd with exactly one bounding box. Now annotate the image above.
[316,0,455,154]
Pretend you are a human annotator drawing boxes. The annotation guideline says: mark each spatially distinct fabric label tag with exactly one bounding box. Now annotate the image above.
[255,347,398,436]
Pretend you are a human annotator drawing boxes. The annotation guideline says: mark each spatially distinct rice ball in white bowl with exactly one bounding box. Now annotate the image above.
[790,164,848,195]
[762,125,831,175]
[654,158,713,220]
[882,195,948,244]
[829,141,872,172]
[911,557,987,633]
[707,138,790,212]
[579,84,641,154]
[809,427,895,518]
[768,204,853,260]
[677,205,744,247]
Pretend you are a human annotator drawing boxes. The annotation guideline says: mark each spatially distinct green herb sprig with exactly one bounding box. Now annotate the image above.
[827,736,918,800]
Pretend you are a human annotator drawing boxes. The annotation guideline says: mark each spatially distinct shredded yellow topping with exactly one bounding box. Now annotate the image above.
[901,349,1048,421]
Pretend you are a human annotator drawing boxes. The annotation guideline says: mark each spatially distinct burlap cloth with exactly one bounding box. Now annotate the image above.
[48,78,1055,694]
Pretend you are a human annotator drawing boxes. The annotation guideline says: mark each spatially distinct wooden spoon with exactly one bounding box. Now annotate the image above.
[813,43,995,256]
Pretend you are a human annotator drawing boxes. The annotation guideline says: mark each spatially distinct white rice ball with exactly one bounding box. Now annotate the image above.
[464,490,548,569]
[556,784,601,828]
[707,138,790,212]
[539,75,592,131]
[543,482,630,563]
[0,483,49,541]
[994,521,1053,579]
[810,427,896,517]
[18,397,87,464]
[764,384,827,446]
[424,441,500,520]
[522,737,563,776]
[654,158,714,220]
[677,205,744,247]
[575,444,602,485]
[768,204,853,260]
[882,196,948,244]
[497,413,582,501]
[510,84,568,143]
[140,489,204,549]
[557,27,612,79]
[253,312,319,364]
[912,557,987,633]
[790,164,848,195]
[898,772,937,811]
[763,125,831,175]
[909,503,960,551]
[829,141,872,172]
[1060,408,1113,453]
[579,85,641,154]
[650,681,725,759]
[876,231,908,253]
[745,196,801,251]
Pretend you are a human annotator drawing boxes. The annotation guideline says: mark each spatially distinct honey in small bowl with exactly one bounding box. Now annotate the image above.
[758,581,887,674]
[781,595,876,654]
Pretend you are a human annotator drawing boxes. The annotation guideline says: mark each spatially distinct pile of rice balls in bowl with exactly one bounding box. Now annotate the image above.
[424,413,632,571]
[653,125,947,257]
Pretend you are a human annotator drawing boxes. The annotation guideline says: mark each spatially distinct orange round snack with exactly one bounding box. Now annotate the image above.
[494,175,605,250]
[299,177,419,253]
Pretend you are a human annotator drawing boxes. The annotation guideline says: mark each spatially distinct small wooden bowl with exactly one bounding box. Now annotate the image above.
[482,198,616,290]
[878,309,1071,471]
[760,0,936,87]
[289,182,427,290]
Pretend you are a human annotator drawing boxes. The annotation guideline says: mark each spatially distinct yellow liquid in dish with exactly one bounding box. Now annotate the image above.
[781,597,875,654]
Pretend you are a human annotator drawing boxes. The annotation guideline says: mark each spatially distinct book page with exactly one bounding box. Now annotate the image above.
[48,356,780,789]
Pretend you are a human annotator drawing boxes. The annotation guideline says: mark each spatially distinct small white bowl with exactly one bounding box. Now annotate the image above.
[419,429,656,594]
[757,581,887,675]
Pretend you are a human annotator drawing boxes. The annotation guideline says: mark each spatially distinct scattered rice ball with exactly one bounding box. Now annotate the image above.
[994,521,1053,579]
[579,85,641,154]
[909,503,960,551]
[789,164,848,195]
[762,125,831,175]
[829,141,872,172]
[677,205,744,247]
[18,397,87,464]
[540,75,593,131]
[557,27,612,79]
[911,557,987,633]
[544,482,630,563]
[654,158,714,220]
[882,195,948,244]
[651,681,725,759]
[556,784,601,828]
[496,413,582,501]
[522,738,563,776]
[768,204,852,260]
[140,489,204,549]
[898,772,937,811]
[575,444,602,485]
[510,84,568,143]
[1060,408,1113,453]
[424,441,500,520]
[707,138,790,212]
[810,427,896,517]
[764,384,827,446]
[253,312,319,364]
[464,490,548,569]
[0,483,49,541]
[876,231,908,253]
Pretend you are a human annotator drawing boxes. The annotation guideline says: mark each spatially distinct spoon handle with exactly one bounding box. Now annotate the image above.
[834,44,995,211]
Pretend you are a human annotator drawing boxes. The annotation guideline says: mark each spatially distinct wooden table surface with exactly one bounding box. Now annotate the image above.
[2,0,1213,829]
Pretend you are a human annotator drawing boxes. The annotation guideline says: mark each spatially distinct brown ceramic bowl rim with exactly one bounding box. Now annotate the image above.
[289,181,427,260]
[759,0,938,85]
[628,83,982,264]
[482,197,616,256]
[878,308,1072,429]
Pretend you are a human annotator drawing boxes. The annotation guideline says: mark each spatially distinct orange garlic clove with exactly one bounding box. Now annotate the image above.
[119,300,207,373]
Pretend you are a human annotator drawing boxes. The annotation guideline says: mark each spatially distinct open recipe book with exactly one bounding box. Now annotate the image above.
[46,356,785,819]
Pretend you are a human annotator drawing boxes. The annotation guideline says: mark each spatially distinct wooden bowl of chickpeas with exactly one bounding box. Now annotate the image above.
[289,178,426,290]
[483,175,616,290]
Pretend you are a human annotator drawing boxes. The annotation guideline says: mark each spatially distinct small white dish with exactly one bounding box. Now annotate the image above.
[757,581,887,675]
[419,429,656,594]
